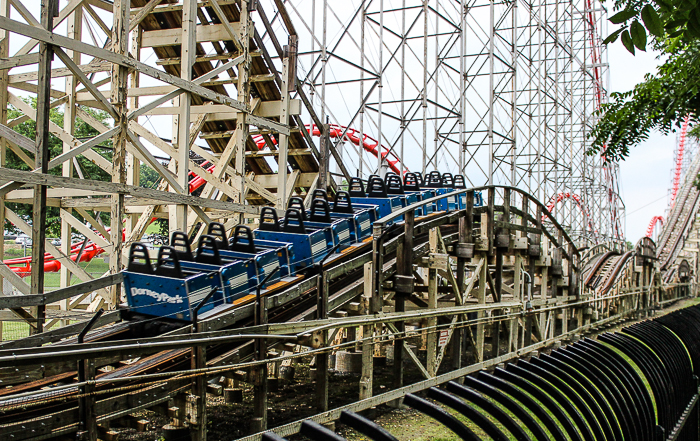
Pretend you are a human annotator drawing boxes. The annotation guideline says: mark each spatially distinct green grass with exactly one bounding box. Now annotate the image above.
[0,319,72,341]
[3,254,110,289]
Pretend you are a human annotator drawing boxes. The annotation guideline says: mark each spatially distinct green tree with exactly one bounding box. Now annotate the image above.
[590,0,699,160]
[5,98,113,236]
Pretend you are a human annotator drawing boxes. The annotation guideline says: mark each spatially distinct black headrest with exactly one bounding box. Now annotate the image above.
[228,225,257,254]
[196,235,221,266]
[403,172,421,192]
[442,173,454,188]
[367,176,387,198]
[310,198,332,223]
[348,177,366,197]
[288,197,307,220]
[282,208,306,234]
[333,191,354,214]
[385,173,404,195]
[154,246,183,279]
[424,171,443,188]
[206,222,229,250]
[127,242,153,274]
[454,174,466,189]
[259,207,281,232]
[170,231,194,262]
[312,189,328,201]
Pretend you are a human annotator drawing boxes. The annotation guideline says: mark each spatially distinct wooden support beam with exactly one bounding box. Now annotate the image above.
[30,0,58,335]
[0,15,250,113]
[128,0,161,32]
[0,167,265,215]
[426,227,438,377]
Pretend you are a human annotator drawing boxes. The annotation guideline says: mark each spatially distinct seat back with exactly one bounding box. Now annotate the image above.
[170,231,194,262]
[287,197,308,220]
[127,243,153,274]
[229,225,257,254]
[282,208,307,234]
[367,176,388,198]
[259,207,281,231]
[333,191,354,214]
[310,198,332,223]
[312,189,329,201]
[348,177,366,197]
[154,246,183,279]
[385,173,405,195]
[196,235,221,266]
[207,222,229,250]
[404,172,421,192]
[442,173,455,188]
[424,171,443,188]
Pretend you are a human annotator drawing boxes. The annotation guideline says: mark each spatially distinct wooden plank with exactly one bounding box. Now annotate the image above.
[0,52,39,69]
[9,94,112,173]
[54,47,118,118]
[0,127,120,197]
[59,208,110,249]
[0,274,123,309]
[0,15,248,113]
[0,121,35,153]
[0,167,267,215]
[128,0,161,32]
[141,23,242,48]
[31,0,56,334]
[4,207,110,299]
[0,261,31,294]
[208,0,243,51]
[9,61,111,83]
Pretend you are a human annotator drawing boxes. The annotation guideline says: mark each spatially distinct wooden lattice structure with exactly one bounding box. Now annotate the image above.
[0,0,337,335]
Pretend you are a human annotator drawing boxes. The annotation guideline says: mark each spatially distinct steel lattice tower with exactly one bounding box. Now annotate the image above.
[258,0,623,243]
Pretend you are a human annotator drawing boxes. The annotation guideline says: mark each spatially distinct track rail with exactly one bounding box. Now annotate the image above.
[0,186,682,441]
[657,148,700,270]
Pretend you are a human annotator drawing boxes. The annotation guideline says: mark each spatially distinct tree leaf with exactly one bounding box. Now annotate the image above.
[621,29,636,54]
[603,28,625,44]
[687,14,700,37]
[665,18,688,29]
[630,20,648,50]
[669,29,685,38]
[654,0,674,12]
[610,9,638,24]
[641,5,664,37]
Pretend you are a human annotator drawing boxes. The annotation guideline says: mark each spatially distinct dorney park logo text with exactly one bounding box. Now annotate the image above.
[131,287,183,304]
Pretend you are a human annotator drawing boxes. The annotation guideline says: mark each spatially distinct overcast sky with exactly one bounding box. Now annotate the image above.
[607,43,676,242]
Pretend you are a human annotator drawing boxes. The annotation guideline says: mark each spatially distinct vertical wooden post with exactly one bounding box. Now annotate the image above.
[81,359,97,441]
[315,272,329,412]
[360,262,374,400]
[172,0,196,232]
[234,0,251,212]
[252,300,268,433]
[0,0,9,339]
[110,0,129,307]
[427,227,438,376]
[452,211,468,372]
[476,253,487,362]
[487,188,495,254]
[191,339,206,441]
[60,5,81,325]
[126,25,142,234]
[277,36,296,209]
[319,121,330,192]
[393,211,414,397]
[31,0,59,334]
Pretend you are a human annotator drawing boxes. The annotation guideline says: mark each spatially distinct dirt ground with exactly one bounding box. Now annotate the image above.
[115,297,700,441]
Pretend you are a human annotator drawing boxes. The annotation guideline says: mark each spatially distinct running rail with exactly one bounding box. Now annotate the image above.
[270,303,700,441]
[657,146,700,270]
